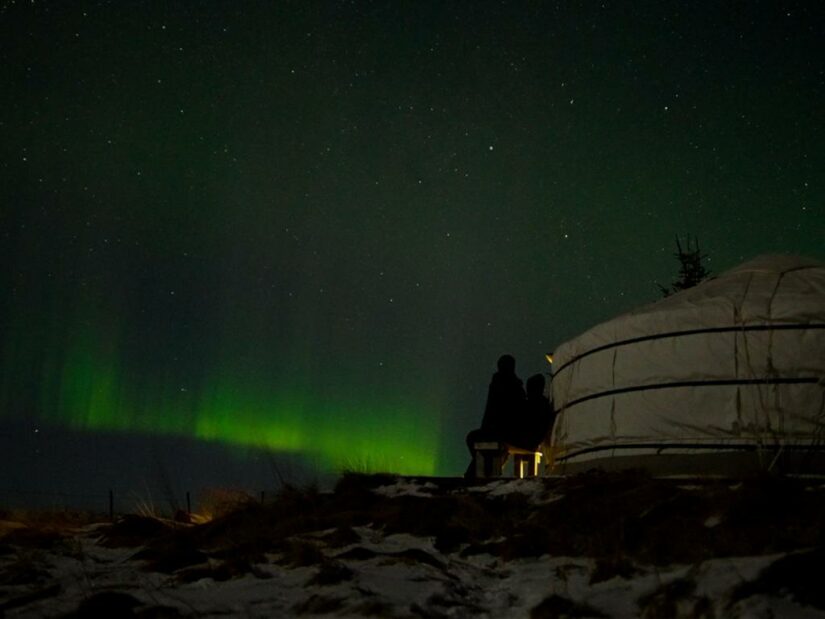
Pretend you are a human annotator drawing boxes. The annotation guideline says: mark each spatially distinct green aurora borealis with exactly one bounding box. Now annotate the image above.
[0,278,442,475]
[1,1,823,496]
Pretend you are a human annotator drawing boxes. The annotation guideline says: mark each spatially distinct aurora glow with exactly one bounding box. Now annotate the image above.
[1,2,823,501]
[1,303,439,475]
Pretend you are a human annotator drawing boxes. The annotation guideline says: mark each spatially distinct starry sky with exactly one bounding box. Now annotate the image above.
[1,1,823,505]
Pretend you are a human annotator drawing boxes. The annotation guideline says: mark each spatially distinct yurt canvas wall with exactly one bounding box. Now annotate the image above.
[548,254,825,476]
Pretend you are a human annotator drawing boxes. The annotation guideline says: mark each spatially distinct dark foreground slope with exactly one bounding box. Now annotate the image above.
[2,471,825,617]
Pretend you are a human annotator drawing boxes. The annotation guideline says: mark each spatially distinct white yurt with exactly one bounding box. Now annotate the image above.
[548,254,825,476]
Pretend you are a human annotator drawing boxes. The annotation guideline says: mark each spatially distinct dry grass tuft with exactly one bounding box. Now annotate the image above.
[99,514,174,548]
[197,487,258,520]
[0,549,53,586]
[322,525,361,548]
[0,507,103,530]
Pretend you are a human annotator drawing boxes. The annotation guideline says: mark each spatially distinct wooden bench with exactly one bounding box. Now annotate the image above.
[473,442,543,479]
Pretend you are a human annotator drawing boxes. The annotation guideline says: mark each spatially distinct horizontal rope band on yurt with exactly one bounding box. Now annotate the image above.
[558,377,821,413]
[552,323,825,377]
[555,441,825,463]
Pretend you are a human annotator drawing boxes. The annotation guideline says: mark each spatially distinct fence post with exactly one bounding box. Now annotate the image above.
[108,489,114,521]
[186,491,191,514]
[261,490,265,505]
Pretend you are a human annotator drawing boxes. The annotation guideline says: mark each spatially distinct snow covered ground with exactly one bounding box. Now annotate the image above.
[2,475,824,617]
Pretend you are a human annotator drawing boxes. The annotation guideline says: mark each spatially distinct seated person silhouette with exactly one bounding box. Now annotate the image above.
[509,373,556,451]
[464,354,526,478]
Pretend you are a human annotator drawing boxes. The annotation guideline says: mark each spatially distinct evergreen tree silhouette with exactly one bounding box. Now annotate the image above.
[657,236,711,297]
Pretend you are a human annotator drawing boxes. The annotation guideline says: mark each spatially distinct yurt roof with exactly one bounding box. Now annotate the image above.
[554,254,825,370]
[548,254,825,476]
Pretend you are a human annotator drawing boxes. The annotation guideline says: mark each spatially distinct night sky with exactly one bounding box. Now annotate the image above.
[1,1,823,505]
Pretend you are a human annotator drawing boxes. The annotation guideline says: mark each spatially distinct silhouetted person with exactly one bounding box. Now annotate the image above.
[510,373,555,450]
[465,354,526,478]
[480,354,525,436]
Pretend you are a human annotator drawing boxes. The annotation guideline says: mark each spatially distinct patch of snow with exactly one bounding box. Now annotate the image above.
[704,514,722,528]
[344,529,436,555]
[372,479,438,497]
[486,478,544,498]
[466,478,549,502]
[731,592,825,618]
[585,565,691,618]
[692,554,784,600]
